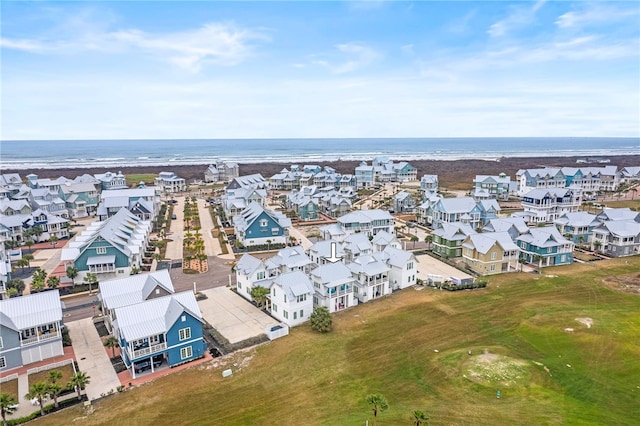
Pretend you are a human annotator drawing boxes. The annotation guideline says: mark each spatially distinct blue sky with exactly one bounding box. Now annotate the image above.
[1,0,639,140]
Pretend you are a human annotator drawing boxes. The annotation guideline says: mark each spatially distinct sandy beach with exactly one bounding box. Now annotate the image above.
[5,155,640,190]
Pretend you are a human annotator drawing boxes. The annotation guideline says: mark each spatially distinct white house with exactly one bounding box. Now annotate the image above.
[154,172,186,193]
[348,254,391,304]
[310,262,357,313]
[269,271,314,327]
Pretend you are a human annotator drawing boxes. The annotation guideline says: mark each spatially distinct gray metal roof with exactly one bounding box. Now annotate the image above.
[86,255,116,266]
[381,246,415,268]
[311,262,354,287]
[338,209,393,224]
[273,270,314,299]
[595,220,640,238]
[0,290,62,331]
[98,270,175,310]
[463,232,519,254]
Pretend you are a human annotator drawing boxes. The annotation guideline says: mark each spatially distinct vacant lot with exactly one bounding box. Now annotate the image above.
[28,363,75,388]
[41,256,640,425]
[1,378,19,401]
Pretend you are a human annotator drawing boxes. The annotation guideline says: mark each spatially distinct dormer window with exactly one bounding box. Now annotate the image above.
[260,219,268,227]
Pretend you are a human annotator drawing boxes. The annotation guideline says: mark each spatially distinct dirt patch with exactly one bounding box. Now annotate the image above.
[602,273,640,295]
[575,317,593,329]
[464,350,529,387]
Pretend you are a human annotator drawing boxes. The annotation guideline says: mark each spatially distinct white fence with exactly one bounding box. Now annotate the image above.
[0,373,18,384]
[26,358,76,376]
[266,323,289,340]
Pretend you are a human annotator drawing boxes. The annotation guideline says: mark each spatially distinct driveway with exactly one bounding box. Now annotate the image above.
[198,287,279,345]
[415,254,473,282]
[164,196,184,261]
[67,318,121,400]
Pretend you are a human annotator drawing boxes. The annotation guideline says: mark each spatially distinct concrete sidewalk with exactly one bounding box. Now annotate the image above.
[165,196,184,261]
[67,318,121,400]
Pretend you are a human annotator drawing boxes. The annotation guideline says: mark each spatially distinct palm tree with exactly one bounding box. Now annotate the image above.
[250,286,270,309]
[31,268,48,291]
[49,234,59,248]
[104,336,119,359]
[66,265,79,286]
[424,235,433,250]
[0,392,18,426]
[413,409,429,425]
[31,226,44,242]
[83,273,97,294]
[47,275,60,289]
[26,381,49,416]
[23,253,34,267]
[593,240,602,253]
[68,372,91,401]
[48,383,63,409]
[48,369,62,384]
[15,258,29,271]
[266,239,272,251]
[366,393,389,424]
[411,235,419,248]
[24,239,35,253]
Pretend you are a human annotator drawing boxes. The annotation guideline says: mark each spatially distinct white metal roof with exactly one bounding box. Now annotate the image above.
[0,290,62,331]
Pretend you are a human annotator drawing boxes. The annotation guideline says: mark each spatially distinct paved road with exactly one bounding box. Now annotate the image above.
[165,196,184,261]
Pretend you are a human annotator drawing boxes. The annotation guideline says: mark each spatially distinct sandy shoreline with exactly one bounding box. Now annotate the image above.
[5,155,640,190]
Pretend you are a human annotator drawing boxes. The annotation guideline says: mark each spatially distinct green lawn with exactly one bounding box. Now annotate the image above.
[41,257,640,425]
[1,379,19,401]
[28,363,75,388]
[125,174,156,187]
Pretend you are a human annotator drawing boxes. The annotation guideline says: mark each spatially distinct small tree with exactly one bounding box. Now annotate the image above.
[83,272,97,294]
[0,392,18,426]
[49,234,59,248]
[66,265,79,286]
[424,235,433,250]
[31,268,47,291]
[23,253,34,267]
[68,372,91,401]
[47,275,60,289]
[24,239,35,253]
[309,306,332,333]
[15,258,29,271]
[413,409,429,425]
[26,381,49,416]
[411,235,419,248]
[31,226,44,242]
[104,336,119,359]
[47,370,63,409]
[366,393,389,424]
[250,286,270,309]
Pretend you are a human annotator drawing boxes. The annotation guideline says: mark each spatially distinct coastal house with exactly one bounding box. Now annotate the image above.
[268,246,315,274]
[0,174,23,199]
[473,173,512,201]
[154,172,186,194]
[348,254,391,304]
[520,188,582,224]
[97,270,175,333]
[235,254,276,302]
[380,246,417,290]
[462,232,521,275]
[595,207,640,223]
[58,181,100,218]
[310,262,357,313]
[226,174,268,191]
[420,175,439,199]
[25,174,68,192]
[355,157,417,188]
[516,226,574,267]
[553,212,599,244]
[0,242,11,298]
[287,189,320,221]
[482,217,530,241]
[222,188,268,217]
[393,191,416,213]
[591,220,640,257]
[113,291,206,378]
[96,187,160,221]
[95,171,128,191]
[618,166,640,183]
[61,208,151,281]
[427,197,500,230]
[308,240,347,266]
[431,222,477,258]
[268,271,314,327]
[341,233,374,262]
[233,202,291,248]
[336,209,395,237]
[0,199,32,216]
[371,230,402,252]
[204,161,240,183]
[0,290,64,372]
[28,188,68,217]
[516,166,620,196]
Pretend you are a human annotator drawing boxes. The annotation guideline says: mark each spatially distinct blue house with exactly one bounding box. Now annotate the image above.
[0,290,64,372]
[429,197,500,230]
[516,226,574,267]
[114,291,206,378]
[553,212,599,244]
[233,202,292,247]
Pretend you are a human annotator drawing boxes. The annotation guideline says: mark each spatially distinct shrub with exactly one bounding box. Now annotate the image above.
[310,307,332,333]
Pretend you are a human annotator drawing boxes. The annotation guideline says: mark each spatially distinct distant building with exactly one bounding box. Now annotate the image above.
[95,171,128,191]
[473,173,512,201]
[204,161,240,183]
[154,172,186,193]
[355,157,417,188]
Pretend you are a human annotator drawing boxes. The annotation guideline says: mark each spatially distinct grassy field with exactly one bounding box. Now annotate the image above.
[125,174,156,187]
[1,379,19,401]
[28,363,75,388]
[41,257,640,425]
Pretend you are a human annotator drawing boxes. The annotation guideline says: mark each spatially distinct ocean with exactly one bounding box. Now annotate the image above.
[1,137,638,170]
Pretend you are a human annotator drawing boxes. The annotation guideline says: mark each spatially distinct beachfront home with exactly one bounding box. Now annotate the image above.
[516,166,620,196]
[431,222,477,258]
[473,173,512,201]
[96,187,160,221]
[58,181,100,218]
[591,220,640,257]
[516,226,574,267]
[618,166,640,183]
[427,197,500,230]
[113,291,206,378]
[520,188,582,224]
[154,172,186,194]
[349,254,391,303]
[310,262,357,313]
[0,290,64,372]
[461,232,520,275]
[420,175,439,199]
[0,174,23,199]
[204,161,240,183]
[226,174,268,191]
[393,191,416,213]
[97,270,175,333]
[233,202,291,248]
[336,209,395,237]
[269,271,315,327]
[61,208,151,281]
[95,171,128,191]
[553,212,599,244]
[355,157,417,188]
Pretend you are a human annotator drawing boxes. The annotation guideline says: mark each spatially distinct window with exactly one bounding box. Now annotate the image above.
[299,309,304,318]
[260,219,268,227]
[272,228,279,235]
[273,304,277,312]
[296,294,307,303]
[96,247,107,254]
[238,282,242,289]
[284,311,289,319]
[294,311,297,320]
[179,327,191,341]
[407,262,414,270]
[180,346,193,360]
[490,264,496,272]
[490,252,497,260]
[0,357,5,368]
[257,271,265,280]
[181,315,186,322]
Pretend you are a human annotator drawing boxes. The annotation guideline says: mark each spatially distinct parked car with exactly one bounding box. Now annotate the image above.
[134,355,164,373]
[171,214,177,220]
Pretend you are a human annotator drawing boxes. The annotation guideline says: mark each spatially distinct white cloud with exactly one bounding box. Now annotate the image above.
[488,0,546,37]
[312,42,380,74]
[1,22,269,72]
[556,4,639,29]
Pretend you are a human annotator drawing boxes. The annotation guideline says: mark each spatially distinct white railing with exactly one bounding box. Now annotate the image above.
[27,358,75,376]
[21,331,61,346]
[130,342,167,359]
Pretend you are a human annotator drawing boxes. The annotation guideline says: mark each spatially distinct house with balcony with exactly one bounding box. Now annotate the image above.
[473,173,512,201]
[428,197,500,230]
[553,212,599,244]
[226,174,268,191]
[268,271,315,327]
[222,188,268,218]
[310,262,357,313]
[348,254,391,304]
[341,233,374,262]
[420,175,439,199]
[268,246,315,274]
[371,230,401,252]
[97,187,160,221]
[235,254,277,302]
[394,191,416,213]
[95,171,128,191]
[355,157,417,188]
[432,222,477,258]
[462,232,521,275]
[618,166,640,183]
[516,166,620,196]
[25,174,68,192]
[204,161,240,183]
[154,172,186,194]
[28,188,68,217]
[520,188,582,224]
[0,290,64,372]
[233,202,291,248]
[113,291,206,378]
[58,181,99,218]
[336,209,394,238]
[308,240,347,266]
[591,220,640,257]
[482,217,530,241]
[516,168,567,196]
[380,246,417,290]
[516,226,574,267]
[97,270,175,332]
[61,208,151,282]
[0,174,23,199]
[28,209,70,241]
[0,199,32,216]
[595,207,640,223]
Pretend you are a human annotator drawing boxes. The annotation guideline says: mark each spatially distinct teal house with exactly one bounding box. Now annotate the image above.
[516,226,574,267]
[233,202,291,247]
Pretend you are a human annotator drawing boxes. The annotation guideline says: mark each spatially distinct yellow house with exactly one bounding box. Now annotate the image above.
[462,232,520,275]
